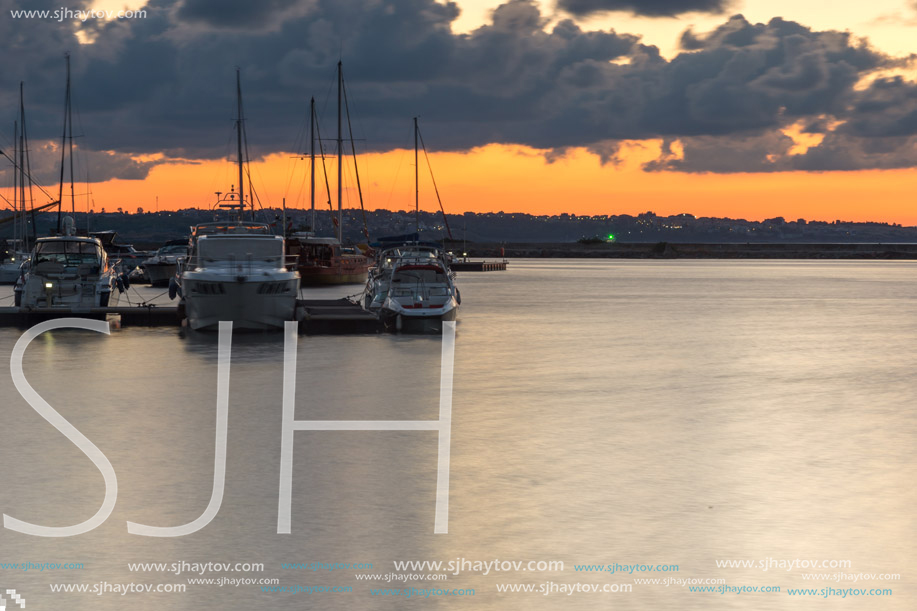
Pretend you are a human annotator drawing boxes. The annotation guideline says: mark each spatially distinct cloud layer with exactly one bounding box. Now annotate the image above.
[558,0,733,18]
[1,0,915,179]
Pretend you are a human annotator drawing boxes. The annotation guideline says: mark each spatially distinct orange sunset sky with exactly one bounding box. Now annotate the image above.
[3,0,917,224]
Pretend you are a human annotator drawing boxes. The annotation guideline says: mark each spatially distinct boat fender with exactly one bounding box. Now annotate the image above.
[456,288,461,305]
[168,277,181,300]
[120,272,131,290]
[116,277,125,293]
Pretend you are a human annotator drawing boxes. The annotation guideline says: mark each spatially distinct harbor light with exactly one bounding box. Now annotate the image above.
[44,282,53,289]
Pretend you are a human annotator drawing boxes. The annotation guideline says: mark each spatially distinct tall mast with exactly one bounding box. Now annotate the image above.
[67,57,75,219]
[12,120,17,246]
[336,61,343,243]
[310,97,316,232]
[20,82,36,245]
[414,116,419,234]
[236,68,245,217]
[56,54,70,233]
[19,85,27,250]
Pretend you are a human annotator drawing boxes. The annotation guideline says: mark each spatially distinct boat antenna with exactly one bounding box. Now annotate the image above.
[310,96,316,232]
[414,116,419,235]
[417,122,452,239]
[336,60,343,243]
[342,75,369,240]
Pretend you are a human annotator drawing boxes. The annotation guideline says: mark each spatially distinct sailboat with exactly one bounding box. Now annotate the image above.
[13,63,124,308]
[176,70,300,331]
[286,62,370,285]
[364,118,459,331]
[1,84,36,283]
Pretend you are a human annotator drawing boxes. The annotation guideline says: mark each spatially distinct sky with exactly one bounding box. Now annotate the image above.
[1,0,916,223]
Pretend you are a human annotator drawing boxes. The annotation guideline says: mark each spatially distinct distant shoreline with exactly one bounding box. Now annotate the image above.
[456,242,917,259]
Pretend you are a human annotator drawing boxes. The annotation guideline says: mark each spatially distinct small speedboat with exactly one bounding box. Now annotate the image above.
[366,243,459,332]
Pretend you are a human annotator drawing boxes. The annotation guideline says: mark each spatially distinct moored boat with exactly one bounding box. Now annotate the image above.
[174,70,300,331]
[0,240,27,284]
[180,209,299,331]
[287,234,369,285]
[143,239,189,286]
[286,64,371,285]
[14,232,121,308]
[376,248,459,332]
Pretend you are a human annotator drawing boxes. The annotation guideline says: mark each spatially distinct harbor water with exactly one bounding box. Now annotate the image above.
[0,259,914,610]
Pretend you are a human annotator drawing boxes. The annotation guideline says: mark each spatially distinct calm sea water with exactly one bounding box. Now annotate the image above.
[0,260,914,610]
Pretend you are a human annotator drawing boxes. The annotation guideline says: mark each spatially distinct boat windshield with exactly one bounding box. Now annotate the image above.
[34,241,102,266]
[392,267,448,284]
[198,237,283,263]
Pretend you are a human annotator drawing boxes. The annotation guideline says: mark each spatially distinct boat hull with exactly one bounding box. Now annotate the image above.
[379,299,458,333]
[0,262,21,284]
[182,276,299,331]
[145,262,177,287]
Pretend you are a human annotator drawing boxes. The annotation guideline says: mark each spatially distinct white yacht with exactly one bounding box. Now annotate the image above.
[14,234,121,308]
[178,212,300,331]
[364,242,459,332]
[173,70,301,331]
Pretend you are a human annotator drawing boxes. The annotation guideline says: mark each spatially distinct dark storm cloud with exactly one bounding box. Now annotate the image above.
[558,0,733,18]
[177,0,309,28]
[1,0,914,178]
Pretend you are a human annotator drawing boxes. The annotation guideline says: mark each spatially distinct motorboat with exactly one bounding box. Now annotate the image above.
[14,232,122,308]
[143,239,189,286]
[0,240,27,284]
[174,70,300,331]
[178,204,300,331]
[377,247,459,332]
[363,240,459,331]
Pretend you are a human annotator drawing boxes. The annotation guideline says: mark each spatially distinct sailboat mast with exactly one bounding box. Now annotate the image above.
[13,120,17,246]
[336,61,343,243]
[67,56,75,219]
[56,54,70,233]
[20,82,36,246]
[310,97,316,232]
[236,69,245,217]
[414,116,419,234]
[19,85,27,250]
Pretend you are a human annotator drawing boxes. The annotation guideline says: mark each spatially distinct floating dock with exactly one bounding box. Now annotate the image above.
[0,300,403,335]
[450,260,507,272]
[296,298,383,334]
[0,305,180,327]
